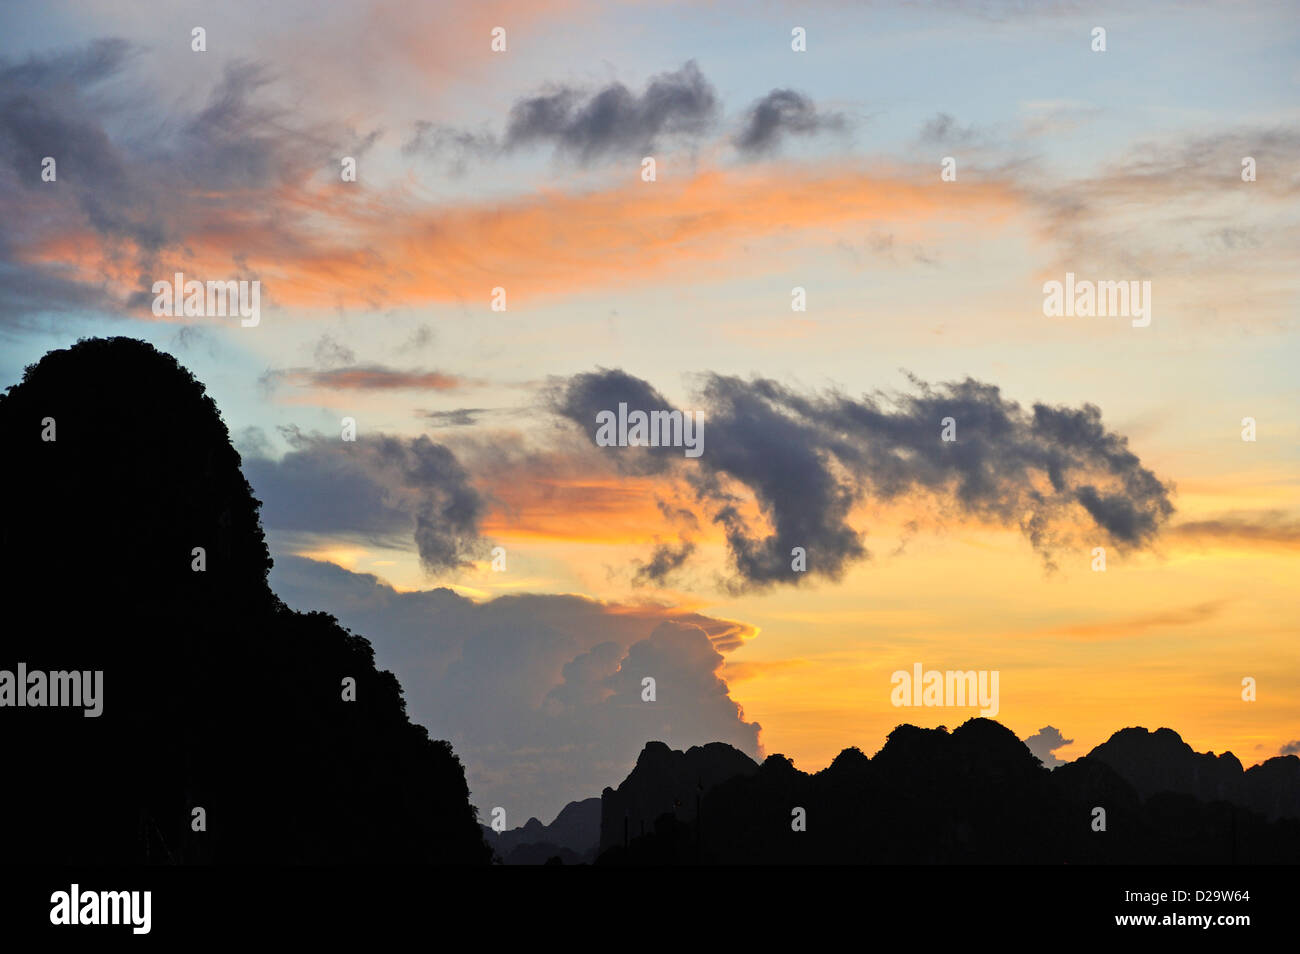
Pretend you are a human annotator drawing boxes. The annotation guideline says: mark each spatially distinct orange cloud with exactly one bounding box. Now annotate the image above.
[21,163,1021,317]
[722,658,809,682]
[268,366,472,391]
[1032,600,1228,640]
[1167,512,1300,552]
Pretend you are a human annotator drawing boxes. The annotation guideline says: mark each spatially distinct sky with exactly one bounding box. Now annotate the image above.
[1,0,1297,825]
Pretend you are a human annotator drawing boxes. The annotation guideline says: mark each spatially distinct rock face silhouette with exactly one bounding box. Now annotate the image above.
[482,797,602,864]
[0,338,490,864]
[598,740,759,856]
[597,720,1300,864]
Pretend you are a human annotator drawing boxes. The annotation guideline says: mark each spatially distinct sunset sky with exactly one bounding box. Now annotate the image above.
[2,0,1297,823]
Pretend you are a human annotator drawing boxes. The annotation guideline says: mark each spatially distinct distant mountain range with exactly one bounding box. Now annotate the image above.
[586,720,1300,864]
[481,797,602,864]
[489,721,1300,864]
[599,740,760,855]
[1088,726,1300,820]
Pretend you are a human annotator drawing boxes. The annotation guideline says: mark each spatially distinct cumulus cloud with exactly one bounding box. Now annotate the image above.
[550,369,1174,590]
[1023,725,1074,768]
[407,69,848,167]
[269,556,761,822]
[404,60,718,166]
[242,430,487,572]
[504,60,717,161]
[735,89,846,156]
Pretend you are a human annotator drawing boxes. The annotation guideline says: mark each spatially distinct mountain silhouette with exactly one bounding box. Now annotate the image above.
[597,720,1300,864]
[1088,726,1300,821]
[0,337,489,864]
[482,797,602,864]
[599,740,760,856]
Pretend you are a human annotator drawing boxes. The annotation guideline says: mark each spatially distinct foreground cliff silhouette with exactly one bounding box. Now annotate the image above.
[0,338,489,864]
[597,721,1300,864]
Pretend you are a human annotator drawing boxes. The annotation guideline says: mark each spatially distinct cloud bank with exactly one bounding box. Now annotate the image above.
[269,555,762,822]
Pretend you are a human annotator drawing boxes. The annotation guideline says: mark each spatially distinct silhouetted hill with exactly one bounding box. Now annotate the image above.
[1088,726,1300,821]
[598,720,1300,864]
[1243,755,1300,821]
[482,797,601,864]
[0,337,490,864]
[599,740,759,855]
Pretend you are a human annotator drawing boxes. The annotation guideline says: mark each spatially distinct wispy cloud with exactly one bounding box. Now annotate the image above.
[262,365,473,392]
[1035,601,1227,640]
[1168,511,1300,551]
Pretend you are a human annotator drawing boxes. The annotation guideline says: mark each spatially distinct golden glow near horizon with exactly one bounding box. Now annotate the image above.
[281,452,1299,771]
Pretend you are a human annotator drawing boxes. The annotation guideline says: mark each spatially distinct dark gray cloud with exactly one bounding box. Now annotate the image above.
[507,60,717,161]
[406,69,848,168]
[1023,725,1074,768]
[545,366,685,474]
[424,408,487,428]
[405,61,718,167]
[0,39,363,323]
[269,555,760,822]
[0,258,114,327]
[1281,740,1300,757]
[551,369,1174,590]
[734,89,845,156]
[0,39,145,322]
[656,498,700,530]
[0,39,138,191]
[243,431,486,572]
[691,374,866,589]
[634,538,696,586]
